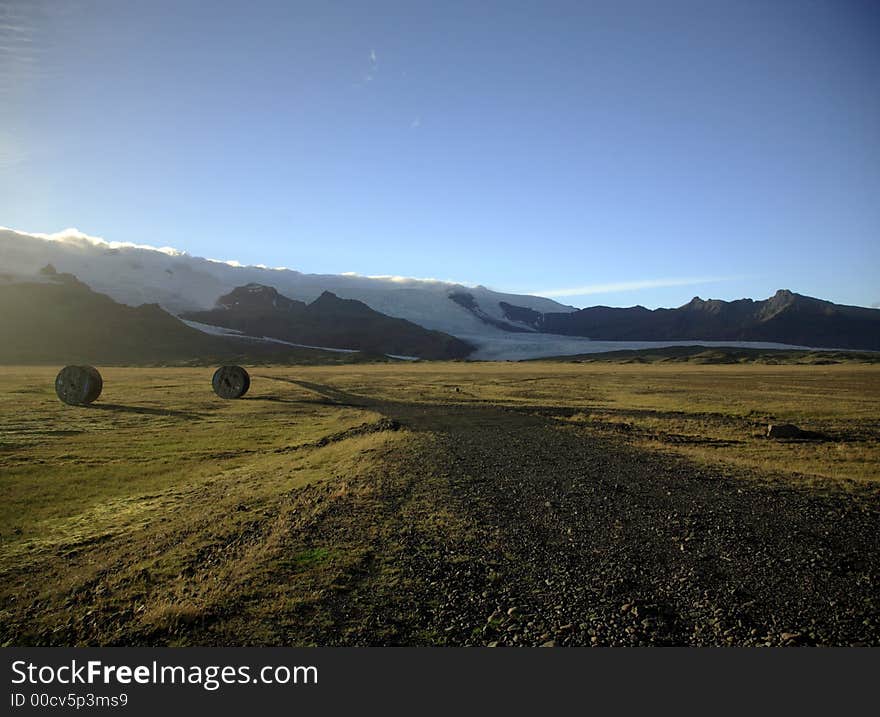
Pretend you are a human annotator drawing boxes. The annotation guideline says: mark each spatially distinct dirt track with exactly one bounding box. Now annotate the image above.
[251,383,880,647]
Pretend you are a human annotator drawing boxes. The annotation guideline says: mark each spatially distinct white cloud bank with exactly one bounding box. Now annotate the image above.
[0,226,256,268]
[1,225,184,256]
[2,226,480,285]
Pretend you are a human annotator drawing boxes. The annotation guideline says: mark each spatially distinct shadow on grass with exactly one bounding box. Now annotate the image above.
[241,396,302,404]
[256,376,367,407]
[90,403,204,420]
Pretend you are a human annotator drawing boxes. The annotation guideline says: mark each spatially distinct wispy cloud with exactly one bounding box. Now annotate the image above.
[0,145,29,169]
[340,271,472,286]
[0,0,49,98]
[364,48,378,82]
[533,276,736,298]
[410,116,421,129]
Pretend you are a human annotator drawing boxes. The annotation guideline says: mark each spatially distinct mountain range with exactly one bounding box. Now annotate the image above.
[1,227,878,359]
[0,263,480,364]
[0,227,571,338]
[0,271,410,365]
[494,290,880,351]
[182,284,472,359]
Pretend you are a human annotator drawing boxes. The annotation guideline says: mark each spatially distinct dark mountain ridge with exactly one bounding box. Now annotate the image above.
[0,270,324,365]
[0,273,373,365]
[499,290,880,351]
[183,284,473,359]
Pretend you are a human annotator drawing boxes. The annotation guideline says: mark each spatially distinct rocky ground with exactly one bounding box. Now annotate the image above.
[245,386,880,647]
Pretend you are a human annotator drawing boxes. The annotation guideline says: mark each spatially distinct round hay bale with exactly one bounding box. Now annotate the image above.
[55,365,103,406]
[767,423,803,439]
[212,365,250,399]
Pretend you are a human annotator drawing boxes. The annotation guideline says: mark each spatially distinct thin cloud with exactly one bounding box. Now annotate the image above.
[0,0,50,95]
[0,147,29,168]
[534,276,736,298]
[0,0,80,92]
[364,48,378,82]
[0,128,30,166]
[340,271,473,286]
[410,116,421,129]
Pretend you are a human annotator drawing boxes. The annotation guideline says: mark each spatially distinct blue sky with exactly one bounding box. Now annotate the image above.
[1,0,878,309]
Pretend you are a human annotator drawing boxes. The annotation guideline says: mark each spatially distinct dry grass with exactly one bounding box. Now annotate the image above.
[1,362,878,645]
[254,362,880,484]
[3,363,877,549]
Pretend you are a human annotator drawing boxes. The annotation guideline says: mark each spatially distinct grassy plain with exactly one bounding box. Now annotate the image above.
[1,362,878,645]
[251,361,880,484]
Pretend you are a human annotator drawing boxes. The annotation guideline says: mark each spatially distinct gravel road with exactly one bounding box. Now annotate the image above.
[294,385,879,647]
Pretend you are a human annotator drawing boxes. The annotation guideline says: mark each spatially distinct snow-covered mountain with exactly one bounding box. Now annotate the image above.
[0,227,575,339]
[3,227,844,359]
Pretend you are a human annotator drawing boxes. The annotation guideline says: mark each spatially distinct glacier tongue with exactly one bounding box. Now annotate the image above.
[463,333,817,361]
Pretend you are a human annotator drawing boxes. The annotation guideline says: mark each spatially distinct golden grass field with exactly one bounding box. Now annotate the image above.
[1,362,878,646]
